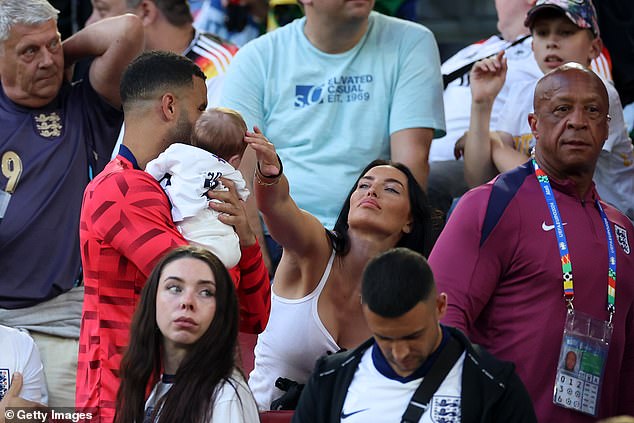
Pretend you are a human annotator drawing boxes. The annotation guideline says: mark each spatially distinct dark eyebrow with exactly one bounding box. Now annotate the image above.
[383,178,405,187]
[162,276,215,286]
[360,176,405,187]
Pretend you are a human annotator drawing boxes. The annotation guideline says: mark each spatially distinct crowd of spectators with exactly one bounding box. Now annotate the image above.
[1,0,633,422]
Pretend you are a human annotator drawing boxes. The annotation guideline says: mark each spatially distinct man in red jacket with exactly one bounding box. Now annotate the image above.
[76,51,270,423]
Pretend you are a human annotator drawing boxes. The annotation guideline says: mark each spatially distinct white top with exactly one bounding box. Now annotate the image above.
[248,251,339,410]
[145,143,249,268]
[497,76,634,220]
[431,35,540,162]
[144,369,259,422]
[145,143,249,221]
[431,34,613,162]
[342,346,465,423]
[0,325,48,405]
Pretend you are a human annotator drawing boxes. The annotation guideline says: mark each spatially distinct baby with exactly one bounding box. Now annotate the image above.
[146,107,249,268]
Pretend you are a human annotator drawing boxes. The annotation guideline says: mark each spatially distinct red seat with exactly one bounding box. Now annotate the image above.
[259,411,294,423]
[239,333,295,423]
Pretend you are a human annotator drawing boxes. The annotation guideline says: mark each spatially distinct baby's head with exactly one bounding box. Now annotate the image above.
[525,0,602,74]
[192,107,248,169]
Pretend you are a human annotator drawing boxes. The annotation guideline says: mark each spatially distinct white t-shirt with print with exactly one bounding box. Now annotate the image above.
[0,325,48,405]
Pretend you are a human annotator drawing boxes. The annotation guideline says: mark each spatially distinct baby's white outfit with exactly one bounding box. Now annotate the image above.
[146,143,249,268]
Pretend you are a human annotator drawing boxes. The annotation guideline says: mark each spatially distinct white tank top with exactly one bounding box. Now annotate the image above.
[248,251,340,410]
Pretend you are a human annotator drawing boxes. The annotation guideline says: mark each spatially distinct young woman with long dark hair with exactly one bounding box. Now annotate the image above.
[115,246,259,423]
[243,129,434,410]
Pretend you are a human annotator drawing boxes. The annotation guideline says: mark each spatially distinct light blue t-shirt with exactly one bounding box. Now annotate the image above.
[221,12,445,229]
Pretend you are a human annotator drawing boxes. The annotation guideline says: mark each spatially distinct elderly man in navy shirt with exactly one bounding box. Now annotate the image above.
[0,0,143,407]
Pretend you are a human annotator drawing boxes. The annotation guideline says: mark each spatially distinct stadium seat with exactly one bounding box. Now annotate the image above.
[259,411,295,423]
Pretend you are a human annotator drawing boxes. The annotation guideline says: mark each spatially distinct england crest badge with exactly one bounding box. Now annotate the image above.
[430,396,461,422]
[33,112,62,138]
[615,224,630,255]
[0,368,9,400]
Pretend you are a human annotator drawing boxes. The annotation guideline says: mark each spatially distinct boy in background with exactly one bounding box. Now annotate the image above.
[463,0,634,220]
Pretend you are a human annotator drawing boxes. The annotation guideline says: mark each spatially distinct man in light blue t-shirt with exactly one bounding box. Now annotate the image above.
[221,0,446,272]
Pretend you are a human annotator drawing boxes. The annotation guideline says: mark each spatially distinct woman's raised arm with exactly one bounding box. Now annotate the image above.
[245,128,330,260]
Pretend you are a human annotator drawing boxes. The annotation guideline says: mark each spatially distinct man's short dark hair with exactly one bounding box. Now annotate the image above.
[120,50,205,108]
[361,248,435,318]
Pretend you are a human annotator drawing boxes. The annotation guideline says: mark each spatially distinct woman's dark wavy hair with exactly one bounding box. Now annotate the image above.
[328,160,433,257]
[115,246,240,423]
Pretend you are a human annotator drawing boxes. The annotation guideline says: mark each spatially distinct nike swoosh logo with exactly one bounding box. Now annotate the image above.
[542,221,568,231]
[341,408,370,419]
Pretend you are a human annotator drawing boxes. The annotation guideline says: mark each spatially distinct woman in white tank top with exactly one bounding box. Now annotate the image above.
[245,129,435,410]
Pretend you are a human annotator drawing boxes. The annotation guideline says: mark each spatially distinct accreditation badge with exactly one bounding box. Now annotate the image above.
[553,310,612,416]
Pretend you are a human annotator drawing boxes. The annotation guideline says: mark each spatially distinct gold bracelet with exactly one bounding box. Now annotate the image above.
[255,168,281,186]
[255,154,283,186]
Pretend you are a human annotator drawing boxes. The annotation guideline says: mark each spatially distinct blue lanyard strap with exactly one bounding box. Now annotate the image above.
[532,160,616,321]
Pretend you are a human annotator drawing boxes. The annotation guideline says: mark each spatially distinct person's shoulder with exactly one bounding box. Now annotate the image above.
[0,325,35,352]
[449,326,536,421]
[160,142,209,159]
[449,327,516,380]
[370,11,429,31]
[56,78,95,110]
[482,162,535,206]
[88,158,158,193]
[491,161,535,192]
[370,11,434,38]
[602,201,634,230]
[602,77,625,109]
[227,20,298,71]
[211,371,259,422]
[0,325,29,341]
[240,18,302,52]
[444,183,495,226]
[216,370,250,399]
[441,35,503,68]
[455,181,495,207]
[197,30,239,52]
[69,72,122,112]
[88,158,125,184]
[315,339,373,376]
[451,163,534,225]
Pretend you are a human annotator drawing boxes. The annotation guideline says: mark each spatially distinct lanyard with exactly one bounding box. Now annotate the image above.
[532,160,617,323]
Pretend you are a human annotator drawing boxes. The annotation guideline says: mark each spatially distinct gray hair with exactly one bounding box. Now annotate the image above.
[0,0,59,43]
